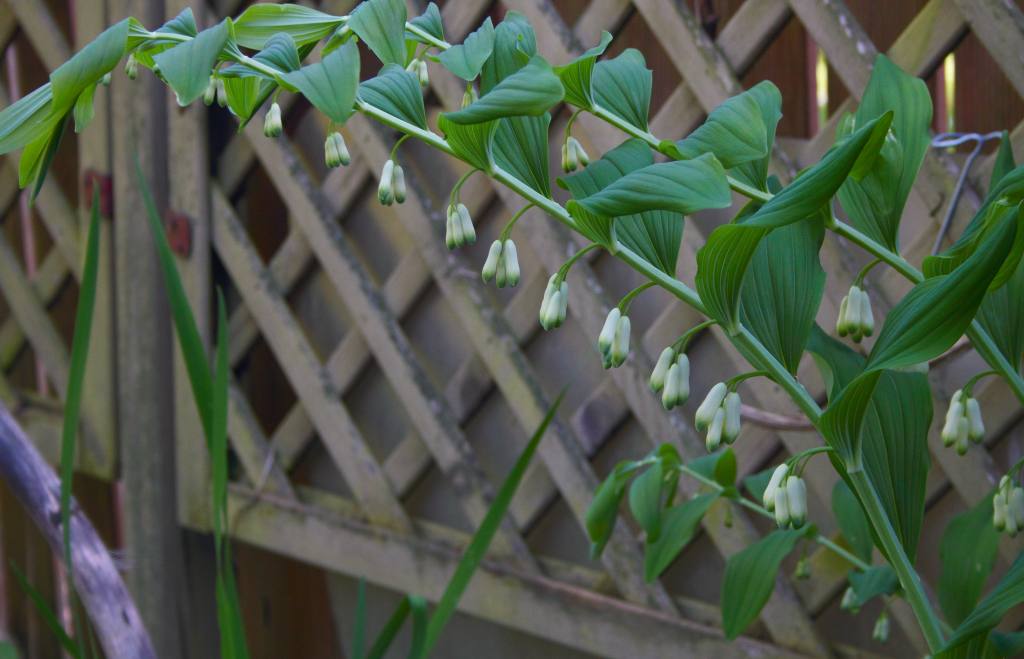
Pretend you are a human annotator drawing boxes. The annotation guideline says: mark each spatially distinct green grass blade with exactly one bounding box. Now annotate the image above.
[133,156,213,443]
[9,562,79,658]
[366,596,411,659]
[406,596,427,659]
[353,578,367,659]
[422,391,565,655]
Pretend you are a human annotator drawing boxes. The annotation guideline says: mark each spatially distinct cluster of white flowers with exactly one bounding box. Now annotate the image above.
[263,101,283,138]
[561,136,590,173]
[650,348,690,410]
[836,284,874,343]
[377,158,406,206]
[598,308,630,369]
[405,58,430,87]
[324,132,351,169]
[539,275,568,330]
[763,464,807,528]
[941,389,985,455]
[445,203,476,249]
[693,383,741,451]
[993,475,1024,536]
[481,239,520,288]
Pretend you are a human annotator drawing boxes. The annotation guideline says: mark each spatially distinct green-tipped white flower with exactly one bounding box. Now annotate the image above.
[786,475,807,528]
[539,275,569,330]
[941,391,965,448]
[325,132,351,168]
[773,485,791,528]
[481,240,502,281]
[568,136,589,167]
[101,72,112,87]
[457,205,475,245]
[378,159,395,206]
[203,77,217,106]
[610,315,631,367]
[264,102,283,138]
[446,203,475,250]
[650,348,675,393]
[722,391,742,444]
[125,54,139,80]
[837,285,873,342]
[495,239,519,288]
[705,407,725,452]
[840,586,859,613]
[393,165,406,204]
[872,612,890,643]
[598,308,621,356]
[445,206,458,250]
[763,463,789,511]
[694,382,728,432]
[1010,487,1024,537]
[417,59,430,87]
[661,355,690,410]
[562,140,578,172]
[461,86,478,108]
[215,77,227,107]
[966,396,985,443]
[860,288,875,337]
[994,488,1008,532]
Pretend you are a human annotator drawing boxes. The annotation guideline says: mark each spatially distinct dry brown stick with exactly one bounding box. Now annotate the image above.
[0,403,154,659]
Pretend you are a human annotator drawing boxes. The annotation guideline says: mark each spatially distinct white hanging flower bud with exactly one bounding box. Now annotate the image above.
[661,354,690,410]
[954,416,969,456]
[461,86,478,108]
[1010,487,1024,536]
[417,59,430,87]
[445,206,458,250]
[860,288,875,337]
[840,586,859,613]
[610,315,630,367]
[705,407,725,452]
[481,240,502,282]
[598,308,621,356]
[773,485,791,528]
[694,383,728,432]
[215,77,227,107]
[1005,490,1020,537]
[563,138,578,172]
[786,475,807,528]
[722,391,742,444]
[966,397,985,443]
[846,286,864,343]
[568,136,589,167]
[125,53,139,80]
[544,291,565,330]
[457,204,475,245]
[101,72,112,87]
[539,276,565,330]
[378,159,395,206]
[203,77,217,106]
[836,294,850,337]
[872,612,890,643]
[324,132,350,168]
[264,102,283,138]
[392,165,406,204]
[498,239,519,288]
[560,142,569,173]
[941,392,964,448]
[994,488,1008,532]
[763,463,789,511]
[650,348,675,393]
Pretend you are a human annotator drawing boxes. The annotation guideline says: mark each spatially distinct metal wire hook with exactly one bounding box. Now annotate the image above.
[930,131,1003,254]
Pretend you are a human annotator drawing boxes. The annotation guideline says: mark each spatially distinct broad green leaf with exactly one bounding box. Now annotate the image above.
[223,76,274,127]
[615,207,684,276]
[480,12,536,93]
[233,3,341,49]
[72,83,97,133]
[695,221,770,330]
[848,565,898,606]
[976,260,1024,373]
[222,32,301,83]
[831,480,873,563]
[743,467,773,503]
[422,393,564,655]
[349,0,407,66]
[437,18,494,81]
[358,63,426,129]
[629,461,665,542]
[51,19,130,111]
[721,529,805,639]
[572,153,730,217]
[939,493,1001,626]
[129,9,197,67]
[408,3,444,43]
[839,54,932,251]
[443,56,563,124]
[19,113,69,200]
[592,49,651,131]
[493,114,552,197]
[806,324,863,400]
[284,41,360,125]
[866,208,1019,371]
[688,448,736,488]
[437,115,496,173]
[553,31,612,109]
[0,83,55,154]
[644,493,717,582]
[739,218,826,373]
[585,460,634,558]
[819,370,882,466]
[943,553,1024,653]
[990,130,1015,189]
[990,631,1024,657]
[154,19,230,106]
[669,81,782,182]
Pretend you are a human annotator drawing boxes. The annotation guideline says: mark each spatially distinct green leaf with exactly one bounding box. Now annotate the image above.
[721,529,805,639]
[18,113,69,201]
[615,208,684,276]
[51,19,130,111]
[553,31,612,109]
[694,218,770,331]
[819,370,882,466]
[866,207,1020,371]
[832,480,873,563]
[629,461,665,542]
[743,468,773,503]
[976,260,1024,373]
[223,76,273,127]
[366,595,427,659]
[437,115,496,173]
[848,565,899,606]
[233,3,342,49]
[493,114,552,197]
[480,12,536,93]
[443,56,562,124]
[592,49,651,131]
[408,3,444,43]
[437,18,494,81]
[72,83,97,133]
[990,130,1015,189]
[572,153,731,217]
[10,563,80,658]
[944,553,1024,653]
[358,63,426,129]
[283,40,359,125]
[807,324,864,400]
[349,0,407,66]
[669,81,782,175]
[644,493,718,582]
[129,9,197,68]
[422,393,564,656]
[0,83,56,154]
[688,448,736,488]
[739,218,826,373]
[222,32,301,83]
[839,55,932,251]
[154,19,230,106]
[990,631,1024,657]
[939,493,1001,626]
[585,460,634,558]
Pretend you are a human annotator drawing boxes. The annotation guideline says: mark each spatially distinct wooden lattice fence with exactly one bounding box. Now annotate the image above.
[0,0,1023,657]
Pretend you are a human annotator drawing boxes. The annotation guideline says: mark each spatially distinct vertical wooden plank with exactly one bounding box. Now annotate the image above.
[109,1,185,656]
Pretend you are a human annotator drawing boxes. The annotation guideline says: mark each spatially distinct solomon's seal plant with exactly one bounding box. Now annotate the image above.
[3,1,1024,653]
